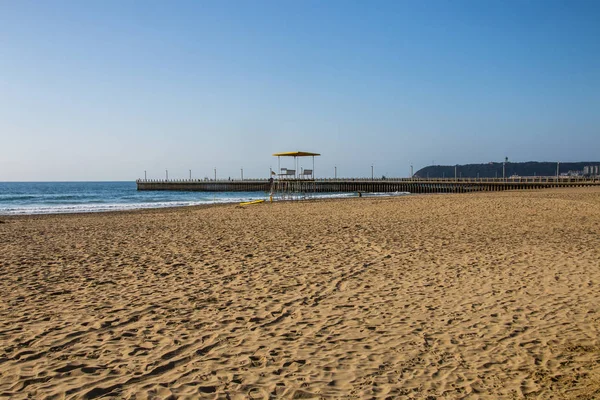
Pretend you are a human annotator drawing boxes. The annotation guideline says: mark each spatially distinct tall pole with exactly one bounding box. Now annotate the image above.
[334,166,337,179]
[166,169,168,181]
[189,169,191,180]
[371,164,374,180]
[455,165,457,180]
[144,170,147,180]
[214,168,216,181]
[241,167,243,181]
[557,162,560,177]
[410,164,413,178]
[503,162,505,179]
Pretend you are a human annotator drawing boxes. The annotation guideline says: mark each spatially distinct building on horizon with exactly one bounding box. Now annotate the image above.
[583,165,599,176]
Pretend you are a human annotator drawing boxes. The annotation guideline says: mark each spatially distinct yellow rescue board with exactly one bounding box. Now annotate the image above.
[239,199,265,206]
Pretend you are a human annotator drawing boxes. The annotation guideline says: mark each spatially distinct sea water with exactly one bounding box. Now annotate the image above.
[0,181,406,215]
[0,181,266,215]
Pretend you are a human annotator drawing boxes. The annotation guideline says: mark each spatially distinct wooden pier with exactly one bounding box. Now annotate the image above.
[137,177,600,194]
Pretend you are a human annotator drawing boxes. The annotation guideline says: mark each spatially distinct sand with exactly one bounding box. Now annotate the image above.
[1,188,600,399]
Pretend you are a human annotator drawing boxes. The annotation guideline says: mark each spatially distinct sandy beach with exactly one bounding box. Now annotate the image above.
[1,188,599,399]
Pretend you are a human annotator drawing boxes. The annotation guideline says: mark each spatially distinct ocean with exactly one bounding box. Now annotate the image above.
[0,181,400,215]
[0,181,273,215]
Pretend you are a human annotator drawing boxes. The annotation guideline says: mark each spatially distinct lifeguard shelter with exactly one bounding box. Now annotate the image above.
[271,151,321,200]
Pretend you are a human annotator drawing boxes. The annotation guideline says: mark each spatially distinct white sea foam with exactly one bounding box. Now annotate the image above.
[0,200,219,215]
[0,192,410,215]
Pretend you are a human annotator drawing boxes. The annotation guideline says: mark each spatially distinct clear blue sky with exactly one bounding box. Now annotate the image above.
[1,0,599,181]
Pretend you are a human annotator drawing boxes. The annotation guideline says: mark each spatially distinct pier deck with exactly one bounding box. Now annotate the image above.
[136,177,600,194]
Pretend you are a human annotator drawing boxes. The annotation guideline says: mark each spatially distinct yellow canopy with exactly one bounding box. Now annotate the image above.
[272,151,321,157]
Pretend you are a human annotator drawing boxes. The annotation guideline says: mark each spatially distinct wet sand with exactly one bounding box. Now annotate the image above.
[1,188,600,399]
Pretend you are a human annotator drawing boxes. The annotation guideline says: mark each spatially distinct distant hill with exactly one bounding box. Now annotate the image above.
[414,161,600,178]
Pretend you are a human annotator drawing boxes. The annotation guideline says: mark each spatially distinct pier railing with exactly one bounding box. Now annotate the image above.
[136,176,600,193]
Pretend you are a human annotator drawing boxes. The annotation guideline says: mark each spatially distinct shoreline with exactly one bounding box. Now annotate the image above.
[0,191,415,220]
[0,185,587,221]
